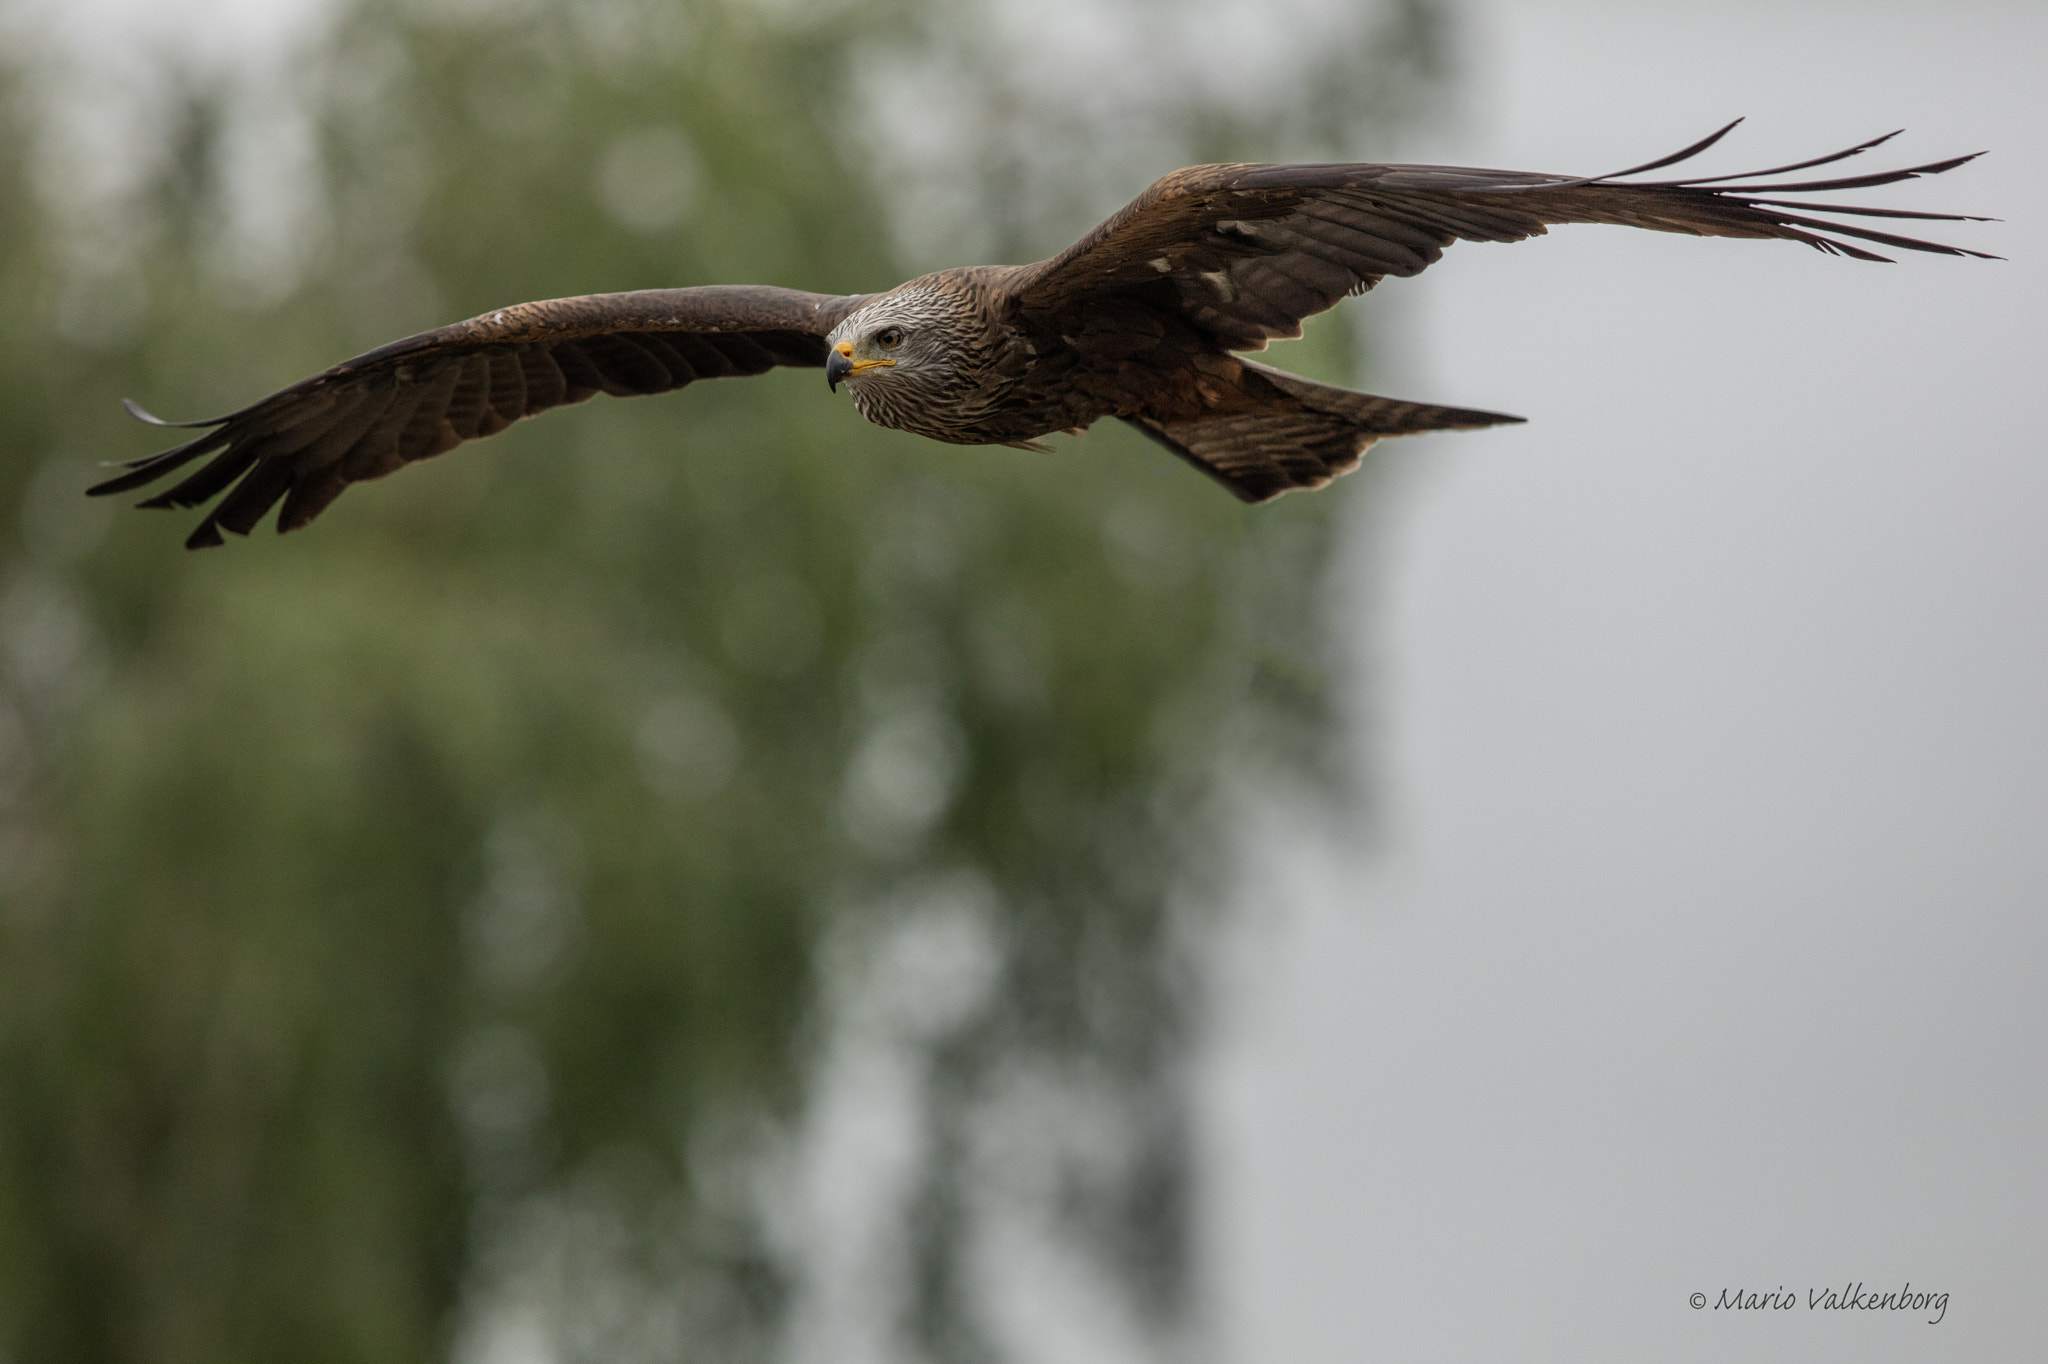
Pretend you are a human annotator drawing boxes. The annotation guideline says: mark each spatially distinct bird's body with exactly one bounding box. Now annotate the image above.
[90,123,1990,549]
[830,267,1260,447]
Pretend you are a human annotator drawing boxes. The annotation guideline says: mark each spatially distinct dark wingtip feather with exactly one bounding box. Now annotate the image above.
[1770,209,2000,260]
[85,465,160,498]
[1603,128,1993,264]
[1711,150,1987,196]
[86,430,231,497]
[1808,237,1895,263]
[128,448,254,510]
[1635,129,1904,188]
[1595,118,1745,180]
[1740,200,1996,224]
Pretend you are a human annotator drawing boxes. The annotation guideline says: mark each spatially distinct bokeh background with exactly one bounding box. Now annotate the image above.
[0,2,2040,1363]
[1207,4,2046,1362]
[0,1,1437,1361]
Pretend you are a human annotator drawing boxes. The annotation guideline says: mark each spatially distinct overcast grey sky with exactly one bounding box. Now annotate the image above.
[1204,2,2046,1361]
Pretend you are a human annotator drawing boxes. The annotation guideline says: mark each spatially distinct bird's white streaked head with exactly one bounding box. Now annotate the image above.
[823,286,967,404]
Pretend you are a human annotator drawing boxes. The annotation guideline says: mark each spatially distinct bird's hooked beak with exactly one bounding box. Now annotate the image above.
[826,339,892,392]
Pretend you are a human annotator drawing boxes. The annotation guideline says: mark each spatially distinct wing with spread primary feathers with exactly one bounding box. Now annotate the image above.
[1013,122,1993,351]
[90,285,872,548]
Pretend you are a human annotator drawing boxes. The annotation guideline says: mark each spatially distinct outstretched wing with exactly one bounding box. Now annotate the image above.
[1013,123,1993,351]
[91,285,872,548]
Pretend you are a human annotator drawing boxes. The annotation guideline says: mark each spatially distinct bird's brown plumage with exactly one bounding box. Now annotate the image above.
[91,122,1991,548]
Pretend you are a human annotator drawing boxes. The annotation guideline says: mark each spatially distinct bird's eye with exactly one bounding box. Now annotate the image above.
[875,327,904,349]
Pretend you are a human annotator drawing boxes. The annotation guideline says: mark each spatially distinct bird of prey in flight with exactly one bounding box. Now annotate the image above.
[90,121,1989,550]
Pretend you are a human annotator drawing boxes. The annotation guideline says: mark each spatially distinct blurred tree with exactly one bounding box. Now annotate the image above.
[0,2,1451,1361]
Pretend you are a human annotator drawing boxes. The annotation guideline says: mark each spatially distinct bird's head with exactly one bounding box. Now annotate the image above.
[824,286,967,401]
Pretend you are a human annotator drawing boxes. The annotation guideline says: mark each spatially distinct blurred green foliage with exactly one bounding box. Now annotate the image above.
[0,2,1448,1360]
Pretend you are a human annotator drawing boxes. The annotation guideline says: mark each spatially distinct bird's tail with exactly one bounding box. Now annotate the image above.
[1121,361,1522,503]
